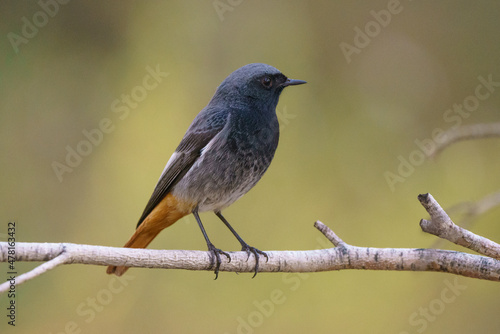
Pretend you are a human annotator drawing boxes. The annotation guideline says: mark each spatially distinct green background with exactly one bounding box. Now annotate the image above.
[1,1,500,333]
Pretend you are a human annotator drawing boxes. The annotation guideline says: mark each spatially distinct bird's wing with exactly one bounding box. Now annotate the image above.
[136,108,229,228]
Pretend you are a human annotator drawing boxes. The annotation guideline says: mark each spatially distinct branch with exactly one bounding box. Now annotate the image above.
[443,191,500,227]
[418,193,500,260]
[1,193,500,293]
[427,191,500,250]
[428,122,500,158]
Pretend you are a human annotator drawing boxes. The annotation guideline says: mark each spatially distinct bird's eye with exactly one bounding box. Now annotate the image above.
[260,76,272,89]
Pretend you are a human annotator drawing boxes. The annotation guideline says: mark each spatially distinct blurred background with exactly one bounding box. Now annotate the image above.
[1,1,500,333]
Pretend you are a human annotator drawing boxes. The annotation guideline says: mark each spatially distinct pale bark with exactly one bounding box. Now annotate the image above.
[2,193,500,294]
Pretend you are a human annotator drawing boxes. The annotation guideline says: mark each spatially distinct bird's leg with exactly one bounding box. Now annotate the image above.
[215,211,268,278]
[192,208,230,279]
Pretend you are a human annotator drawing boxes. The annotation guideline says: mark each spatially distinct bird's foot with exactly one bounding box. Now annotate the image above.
[241,244,269,278]
[207,243,231,280]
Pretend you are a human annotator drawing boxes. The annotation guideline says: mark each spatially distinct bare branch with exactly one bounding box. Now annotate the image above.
[418,193,500,260]
[443,191,500,226]
[428,122,500,158]
[2,193,500,292]
[2,240,500,291]
[12,250,71,288]
[314,221,344,246]
[428,191,500,249]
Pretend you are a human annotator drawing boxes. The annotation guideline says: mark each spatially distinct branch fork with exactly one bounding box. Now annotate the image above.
[1,193,500,293]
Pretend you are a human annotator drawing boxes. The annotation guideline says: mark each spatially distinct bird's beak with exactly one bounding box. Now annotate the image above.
[282,78,307,87]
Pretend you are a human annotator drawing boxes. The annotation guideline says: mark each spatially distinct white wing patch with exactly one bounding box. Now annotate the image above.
[200,136,217,157]
[158,151,180,181]
[200,113,230,158]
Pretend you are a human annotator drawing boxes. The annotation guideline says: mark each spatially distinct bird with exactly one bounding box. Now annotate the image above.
[106,63,306,278]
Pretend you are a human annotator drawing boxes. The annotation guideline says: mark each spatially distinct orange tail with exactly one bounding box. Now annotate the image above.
[106,193,193,276]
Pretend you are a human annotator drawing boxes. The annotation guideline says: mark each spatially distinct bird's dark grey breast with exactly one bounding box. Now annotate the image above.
[226,110,279,180]
[173,107,279,212]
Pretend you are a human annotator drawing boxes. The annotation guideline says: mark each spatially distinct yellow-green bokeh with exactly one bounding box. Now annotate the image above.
[1,1,500,333]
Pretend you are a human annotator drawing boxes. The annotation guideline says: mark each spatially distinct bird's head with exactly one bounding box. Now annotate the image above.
[212,63,306,109]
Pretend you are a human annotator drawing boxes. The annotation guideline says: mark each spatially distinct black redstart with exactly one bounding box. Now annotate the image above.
[106,63,306,278]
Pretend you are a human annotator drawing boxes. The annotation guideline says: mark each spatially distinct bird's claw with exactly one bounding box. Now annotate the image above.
[207,243,231,280]
[241,245,268,278]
